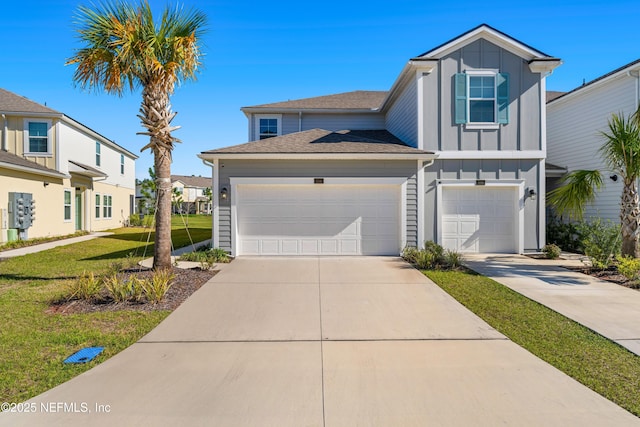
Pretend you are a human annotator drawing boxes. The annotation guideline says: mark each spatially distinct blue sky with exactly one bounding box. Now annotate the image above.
[1,0,639,180]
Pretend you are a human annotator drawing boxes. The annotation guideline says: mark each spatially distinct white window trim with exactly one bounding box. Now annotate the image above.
[95,193,101,220]
[228,177,408,257]
[96,142,101,167]
[435,179,525,254]
[254,114,282,140]
[63,189,73,222]
[23,119,53,156]
[103,194,112,219]
[465,70,498,128]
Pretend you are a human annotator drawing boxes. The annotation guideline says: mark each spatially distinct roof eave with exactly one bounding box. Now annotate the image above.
[198,152,437,161]
[0,161,70,179]
[241,107,381,114]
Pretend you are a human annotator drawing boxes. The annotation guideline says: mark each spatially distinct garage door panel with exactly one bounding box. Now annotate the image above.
[237,184,400,256]
[442,187,518,253]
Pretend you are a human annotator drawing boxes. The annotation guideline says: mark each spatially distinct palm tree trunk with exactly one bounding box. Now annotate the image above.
[140,84,175,270]
[620,178,640,257]
[154,145,172,269]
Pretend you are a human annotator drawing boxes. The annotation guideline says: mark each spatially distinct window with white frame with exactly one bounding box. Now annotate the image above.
[120,154,125,174]
[96,142,101,167]
[24,121,51,154]
[64,190,72,221]
[255,115,282,140]
[103,195,112,218]
[455,71,509,125]
[95,193,101,218]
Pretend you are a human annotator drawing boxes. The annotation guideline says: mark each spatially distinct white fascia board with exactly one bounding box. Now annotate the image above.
[420,26,547,61]
[528,59,562,74]
[0,111,63,119]
[435,150,545,160]
[199,152,438,161]
[0,161,70,179]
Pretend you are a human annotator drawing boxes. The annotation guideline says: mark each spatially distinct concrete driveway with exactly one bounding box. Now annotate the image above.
[2,257,638,426]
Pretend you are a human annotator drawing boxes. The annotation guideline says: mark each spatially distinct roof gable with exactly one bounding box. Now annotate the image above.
[171,175,211,188]
[416,24,552,61]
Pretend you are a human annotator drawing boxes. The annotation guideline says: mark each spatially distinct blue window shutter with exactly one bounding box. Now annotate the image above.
[497,73,509,124]
[454,73,467,124]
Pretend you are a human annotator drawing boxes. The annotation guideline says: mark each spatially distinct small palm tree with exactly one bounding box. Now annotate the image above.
[67,1,206,269]
[548,111,640,257]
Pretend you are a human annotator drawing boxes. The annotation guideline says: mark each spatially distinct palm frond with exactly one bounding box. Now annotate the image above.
[599,112,640,181]
[547,169,603,220]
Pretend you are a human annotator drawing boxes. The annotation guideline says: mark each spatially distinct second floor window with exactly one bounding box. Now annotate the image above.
[27,122,49,153]
[259,118,278,139]
[455,72,509,126]
[120,154,125,174]
[96,142,101,166]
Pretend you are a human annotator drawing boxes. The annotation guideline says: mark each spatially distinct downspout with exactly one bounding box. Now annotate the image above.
[1,114,7,151]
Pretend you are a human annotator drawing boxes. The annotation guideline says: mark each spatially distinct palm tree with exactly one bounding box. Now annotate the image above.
[67,1,206,269]
[548,111,640,257]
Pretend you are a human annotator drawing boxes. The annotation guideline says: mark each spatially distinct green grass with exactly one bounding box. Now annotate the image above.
[425,269,640,417]
[0,231,90,252]
[0,216,211,403]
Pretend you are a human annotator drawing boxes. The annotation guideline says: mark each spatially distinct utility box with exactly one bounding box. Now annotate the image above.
[8,192,33,229]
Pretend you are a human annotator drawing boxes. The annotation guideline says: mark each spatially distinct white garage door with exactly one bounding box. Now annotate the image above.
[237,184,401,255]
[441,186,518,253]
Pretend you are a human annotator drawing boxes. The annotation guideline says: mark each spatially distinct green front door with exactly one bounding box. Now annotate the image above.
[75,192,82,231]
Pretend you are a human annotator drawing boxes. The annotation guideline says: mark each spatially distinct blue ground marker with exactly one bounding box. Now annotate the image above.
[64,347,104,364]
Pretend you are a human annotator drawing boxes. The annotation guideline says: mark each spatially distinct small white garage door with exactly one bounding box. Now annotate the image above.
[237,184,401,255]
[441,186,518,253]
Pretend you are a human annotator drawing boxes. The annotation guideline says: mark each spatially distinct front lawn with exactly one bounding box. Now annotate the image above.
[426,269,640,417]
[0,218,212,404]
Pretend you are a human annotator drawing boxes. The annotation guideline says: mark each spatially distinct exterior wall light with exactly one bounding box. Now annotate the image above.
[610,174,618,182]
[220,187,228,200]
[528,188,537,200]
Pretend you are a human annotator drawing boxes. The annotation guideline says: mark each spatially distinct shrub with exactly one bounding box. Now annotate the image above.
[179,247,231,264]
[542,243,562,260]
[616,256,640,281]
[546,215,584,253]
[103,274,145,303]
[209,247,230,263]
[66,271,102,301]
[142,269,175,304]
[401,246,420,264]
[443,249,464,269]
[577,218,621,269]
[403,241,462,270]
[130,213,155,228]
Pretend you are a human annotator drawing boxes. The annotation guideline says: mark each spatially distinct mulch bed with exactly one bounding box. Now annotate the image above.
[47,267,218,314]
[564,265,639,289]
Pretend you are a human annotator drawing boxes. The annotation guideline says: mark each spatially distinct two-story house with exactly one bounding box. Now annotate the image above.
[199,24,561,256]
[171,174,212,214]
[0,88,137,242]
[547,59,640,223]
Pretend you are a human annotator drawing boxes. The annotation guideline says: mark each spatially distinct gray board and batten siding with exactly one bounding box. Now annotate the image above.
[216,159,419,252]
[422,38,542,152]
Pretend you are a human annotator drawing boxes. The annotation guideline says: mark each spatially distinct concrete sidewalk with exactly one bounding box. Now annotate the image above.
[465,254,640,356]
[1,257,637,426]
[0,232,113,259]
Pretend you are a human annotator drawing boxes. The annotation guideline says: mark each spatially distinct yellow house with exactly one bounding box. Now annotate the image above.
[0,88,137,242]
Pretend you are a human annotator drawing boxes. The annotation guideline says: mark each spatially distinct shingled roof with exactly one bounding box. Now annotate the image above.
[171,174,211,188]
[0,150,68,178]
[0,88,60,114]
[242,91,388,111]
[201,129,433,157]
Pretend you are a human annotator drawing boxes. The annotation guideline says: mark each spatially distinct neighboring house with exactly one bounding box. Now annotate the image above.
[0,88,137,242]
[547,59,640,223]
[171,175,212,215]
[199,24,560,256]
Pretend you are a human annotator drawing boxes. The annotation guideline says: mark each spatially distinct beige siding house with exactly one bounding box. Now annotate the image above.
[171,175,212,214]
[0,88,137,242]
